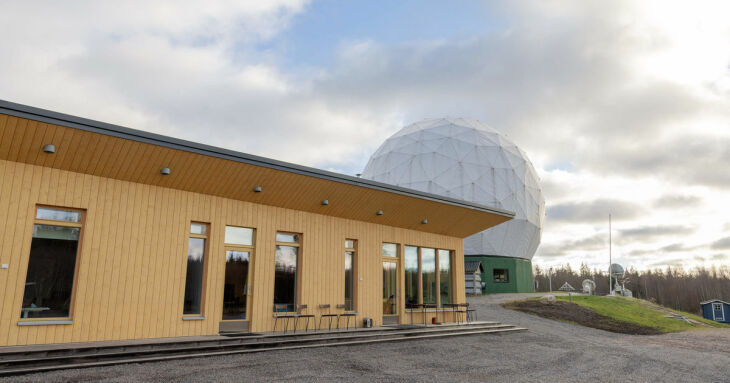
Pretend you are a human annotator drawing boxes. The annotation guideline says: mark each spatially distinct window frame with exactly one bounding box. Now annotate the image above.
[403,245,454,310]
[493,268,509,283]
[381,243,400,317]
[420,247,437,305]
[221,225,256,322]
[344,239,357,312]
[437,249,453,307]
[182,222,210,318]
[273,231,302,313]
[19,205,86,323]
[404,245,420,307]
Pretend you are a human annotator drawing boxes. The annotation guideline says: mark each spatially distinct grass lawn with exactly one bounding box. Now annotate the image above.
[556,295,730,333]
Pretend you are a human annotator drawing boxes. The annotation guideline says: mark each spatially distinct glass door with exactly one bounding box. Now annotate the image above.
[383,261,398,321]
[222,248,252,327]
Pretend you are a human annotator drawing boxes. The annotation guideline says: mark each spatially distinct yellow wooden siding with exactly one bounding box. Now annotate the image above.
[0,159,465,346]
[0,113,511,238]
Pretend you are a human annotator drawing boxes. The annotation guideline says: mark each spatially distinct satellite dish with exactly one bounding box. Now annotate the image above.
[582,279,596,295]
[610,263,624,277]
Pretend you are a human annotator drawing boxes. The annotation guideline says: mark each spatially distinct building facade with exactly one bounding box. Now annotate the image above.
[464,255,534,294]
[0,101,513,347]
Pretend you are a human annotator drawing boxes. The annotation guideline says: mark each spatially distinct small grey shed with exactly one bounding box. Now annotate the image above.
[465,261,484,295]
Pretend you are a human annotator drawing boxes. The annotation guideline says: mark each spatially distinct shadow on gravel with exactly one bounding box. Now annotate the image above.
[503,300,662,335]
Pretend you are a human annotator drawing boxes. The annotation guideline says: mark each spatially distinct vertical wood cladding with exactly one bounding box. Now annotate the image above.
[0,159,465,346]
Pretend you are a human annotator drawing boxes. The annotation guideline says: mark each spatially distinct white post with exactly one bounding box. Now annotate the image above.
[548,270,552,292]
[609,214,612,296]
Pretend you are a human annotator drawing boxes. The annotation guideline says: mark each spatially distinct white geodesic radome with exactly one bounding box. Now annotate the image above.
[361,117,545,260]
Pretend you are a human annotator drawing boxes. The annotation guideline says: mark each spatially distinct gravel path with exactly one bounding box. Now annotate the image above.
[2,293,728,383]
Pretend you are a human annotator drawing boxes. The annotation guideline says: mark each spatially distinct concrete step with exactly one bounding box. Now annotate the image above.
[0,323,508,365]
[0,321,501,362]
[0,323,526,377]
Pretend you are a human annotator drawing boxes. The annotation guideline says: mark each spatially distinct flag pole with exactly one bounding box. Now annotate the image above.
[609,213,612,296]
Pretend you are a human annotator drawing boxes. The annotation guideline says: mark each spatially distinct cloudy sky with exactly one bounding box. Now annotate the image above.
[2,1,729,271]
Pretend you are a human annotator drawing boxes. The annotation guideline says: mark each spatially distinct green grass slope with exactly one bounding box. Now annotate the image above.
[556,295,730,333]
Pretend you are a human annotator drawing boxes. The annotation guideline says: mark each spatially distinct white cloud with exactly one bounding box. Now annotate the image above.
[1,0,729,271]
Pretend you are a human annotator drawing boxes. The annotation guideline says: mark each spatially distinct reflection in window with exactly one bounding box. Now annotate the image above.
[21,220,82,319]
[274,232,300,312]
[345,239,356,311]
[404,246,419,306]
[382,243,398,258]
[494,268,509,283]
[439,250,452,307]
[190,223,207,235]
[225,226,254,246]
[421,248,436,305]
[183,223,208,315]
[275,233,298,243]
[383,261,397,315]
[35,207,82,223]
[403,246,454,309]
[223,250,250,320]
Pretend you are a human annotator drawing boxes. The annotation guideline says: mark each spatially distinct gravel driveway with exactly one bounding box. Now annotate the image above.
[3,293,728,383]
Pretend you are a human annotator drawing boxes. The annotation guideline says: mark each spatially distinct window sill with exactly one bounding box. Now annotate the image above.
[18,319,73,326]
[182,316,205,321]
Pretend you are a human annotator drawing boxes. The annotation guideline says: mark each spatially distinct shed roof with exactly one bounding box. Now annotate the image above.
[0,100,514,237]
[700,299,730,306]
[464,260,484,274]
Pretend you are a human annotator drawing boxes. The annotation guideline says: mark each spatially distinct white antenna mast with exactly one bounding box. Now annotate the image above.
[609,213,612,296]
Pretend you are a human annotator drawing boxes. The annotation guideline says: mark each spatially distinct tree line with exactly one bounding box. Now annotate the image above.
[533,264,730,314]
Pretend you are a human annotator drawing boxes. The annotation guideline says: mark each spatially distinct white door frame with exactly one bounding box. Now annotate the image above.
[712,303,725,321]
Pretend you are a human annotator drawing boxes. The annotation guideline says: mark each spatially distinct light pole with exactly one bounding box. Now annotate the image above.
[608,213,612,296]
[548,267,553,292]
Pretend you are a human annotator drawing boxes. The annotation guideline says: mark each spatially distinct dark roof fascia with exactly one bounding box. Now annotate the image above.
[0,99,514,218]
[700,300,729,306]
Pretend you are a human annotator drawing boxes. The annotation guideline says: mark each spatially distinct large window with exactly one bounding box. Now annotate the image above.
[382,243,398,258]
[21,206,84,319]
[439,250,452,307]
[404,246,454,308]
[222,226,255,320]
[382,243,399,316]
[404,246,419,306]
[344,240,356,311]
[494,268,509,283]
[183,222,208,315]
[274,232,300,312]
[421,248,436,305]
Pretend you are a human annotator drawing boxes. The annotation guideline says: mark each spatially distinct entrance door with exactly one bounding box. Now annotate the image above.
[382,261,398,325]
[713,303,725,321]
[220,247,252,332]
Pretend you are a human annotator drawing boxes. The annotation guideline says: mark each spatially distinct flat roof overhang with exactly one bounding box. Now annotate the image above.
[0,100,514,238]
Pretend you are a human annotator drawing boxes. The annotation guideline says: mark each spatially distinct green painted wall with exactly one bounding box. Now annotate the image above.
[465,256,534,294]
